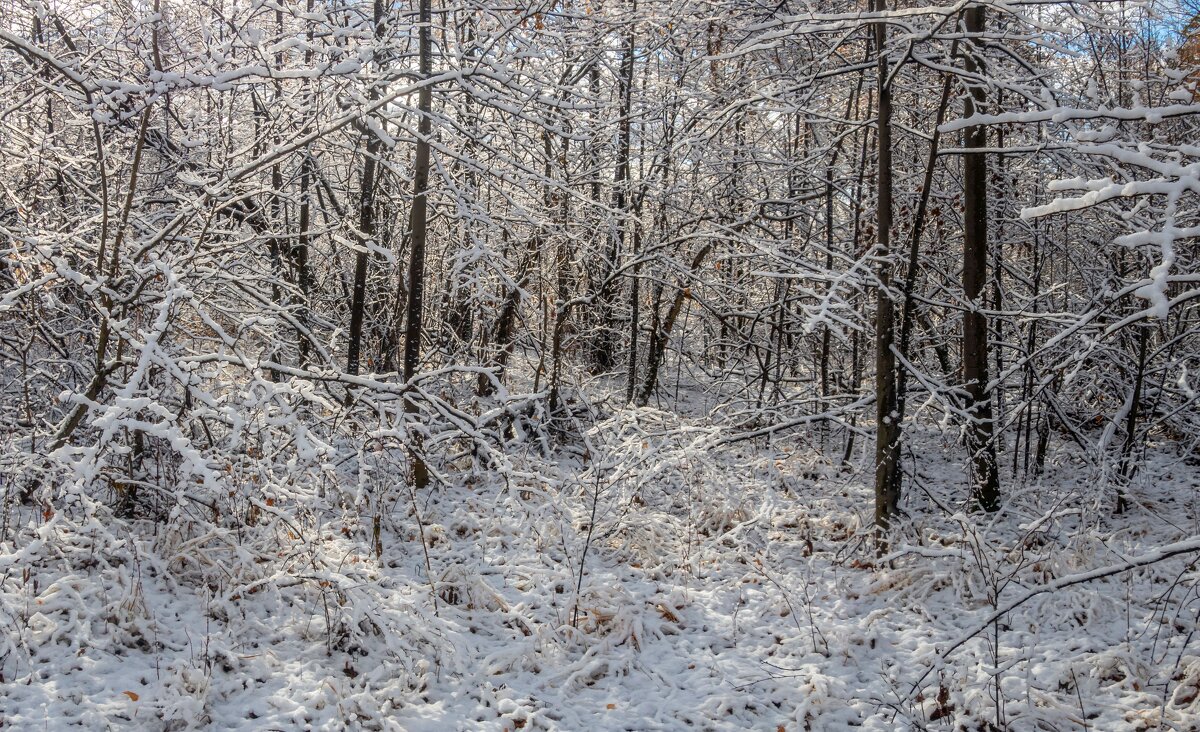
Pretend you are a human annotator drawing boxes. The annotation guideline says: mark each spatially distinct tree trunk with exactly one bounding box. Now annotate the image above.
[873,0,902,537]
[625,220,641,403]
[592,14,635,375]
[403,0,433,489]
[962,4,1001,512]
[1116,322,1149,512]
[346,0,385,377]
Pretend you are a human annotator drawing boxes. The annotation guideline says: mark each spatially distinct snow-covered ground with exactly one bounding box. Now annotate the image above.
[2,409,1199,731]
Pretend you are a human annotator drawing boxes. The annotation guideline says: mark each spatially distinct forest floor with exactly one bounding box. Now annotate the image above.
[2,401,1200,731]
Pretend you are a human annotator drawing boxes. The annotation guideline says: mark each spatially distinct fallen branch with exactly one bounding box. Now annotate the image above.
[909,535,1200,699]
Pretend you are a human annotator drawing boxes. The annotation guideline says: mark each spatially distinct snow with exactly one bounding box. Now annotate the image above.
[3,408,1199,731]
[2,3,1200,729]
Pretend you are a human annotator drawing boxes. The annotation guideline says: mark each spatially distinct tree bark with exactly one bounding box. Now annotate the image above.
[873,0,902,536]
[346,0,385,377]
[403,0,433,489]
[962,4,1001,512]
[592,13,635,375]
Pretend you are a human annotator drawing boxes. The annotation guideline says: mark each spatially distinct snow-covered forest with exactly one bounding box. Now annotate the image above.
[3,0,1200,728]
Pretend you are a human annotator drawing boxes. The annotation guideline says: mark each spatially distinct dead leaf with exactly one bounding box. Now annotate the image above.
[929,704,955,722]
[123,691,139,702]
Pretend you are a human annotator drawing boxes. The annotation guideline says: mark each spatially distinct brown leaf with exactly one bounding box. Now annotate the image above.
[929,704,955,722]
[123,691,139,702]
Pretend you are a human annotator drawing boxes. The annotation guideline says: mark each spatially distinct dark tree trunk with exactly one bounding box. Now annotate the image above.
[346,0,385,377]
[1116,323,1149,512]
[962,4,1001,512]
[403,0,433,489]
[295,151,313,368]
[592,15,635,375]
[625,220,641,403]
[873,0,901,535]
[293,0,316,367]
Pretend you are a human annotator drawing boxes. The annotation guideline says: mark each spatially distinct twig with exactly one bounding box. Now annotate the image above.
[908,536,1200,700]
